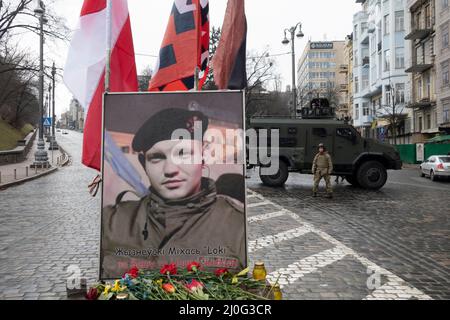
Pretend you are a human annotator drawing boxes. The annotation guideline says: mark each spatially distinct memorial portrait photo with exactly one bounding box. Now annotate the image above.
[100,91,247,279]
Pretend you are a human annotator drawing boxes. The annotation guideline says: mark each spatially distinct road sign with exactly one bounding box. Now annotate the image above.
[43,117,52,127]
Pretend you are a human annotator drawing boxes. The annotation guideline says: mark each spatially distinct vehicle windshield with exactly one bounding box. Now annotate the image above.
[438,157,450,163]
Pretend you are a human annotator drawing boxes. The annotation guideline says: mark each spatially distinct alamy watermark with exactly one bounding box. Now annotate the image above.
[169,122,280,176]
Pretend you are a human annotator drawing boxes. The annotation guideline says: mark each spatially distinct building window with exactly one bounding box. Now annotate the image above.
[442,61,450,86]
[385,88,392,106]
[426,114,431,129]
[444,0,449,9]
[384,14,390,35]
[443,105,450,123]
[418,116,423,131]
[363,102,370,116]
[384,50,391,71]
[395,48,404,69]
[355,76,359,93]
[355,104,360,120]
[354,50,358,66]
[442,24,449,49]
[425,74,431,98]
[417,78,423,100]
[425,5,431,29]
[415,12,422,30]
[395,83,405,104]
[395,11,404,32]
[354,24,358,40]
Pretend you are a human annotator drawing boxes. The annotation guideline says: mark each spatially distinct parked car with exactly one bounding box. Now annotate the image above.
[420,155,450,181]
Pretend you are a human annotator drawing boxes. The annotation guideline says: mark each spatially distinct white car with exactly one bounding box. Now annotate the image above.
[420,155,450,181]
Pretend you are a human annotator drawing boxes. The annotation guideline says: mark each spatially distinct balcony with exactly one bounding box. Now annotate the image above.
[406,97,436,109]
[405,28,433,41]
[339,64,349,73]
[405,63,433,73]
[339,84,349,92]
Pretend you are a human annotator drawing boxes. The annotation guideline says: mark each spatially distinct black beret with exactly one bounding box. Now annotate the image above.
[132,108,209,153]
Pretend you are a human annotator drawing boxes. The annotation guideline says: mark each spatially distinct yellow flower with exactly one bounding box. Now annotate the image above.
[103,285,111,295]
[111,280,121,292]
[155,279,163,287]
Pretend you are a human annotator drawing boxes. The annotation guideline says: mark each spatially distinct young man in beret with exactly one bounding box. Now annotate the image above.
[101,108,246,279]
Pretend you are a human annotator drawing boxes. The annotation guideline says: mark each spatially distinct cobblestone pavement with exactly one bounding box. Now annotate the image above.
[0,130,448,299]
[0,131,100,300]
[246,168,450,300]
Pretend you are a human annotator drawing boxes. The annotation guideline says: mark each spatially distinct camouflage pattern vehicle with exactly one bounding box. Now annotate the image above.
[247,98,402,190]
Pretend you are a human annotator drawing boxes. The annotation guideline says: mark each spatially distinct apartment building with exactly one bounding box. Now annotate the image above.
[435,0,450,133]
[339,34,355,121]
[297,40,347,114]
[405,0,440,142]
[353,0,410,143]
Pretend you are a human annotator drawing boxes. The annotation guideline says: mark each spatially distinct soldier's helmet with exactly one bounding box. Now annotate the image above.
[318,143,325,149]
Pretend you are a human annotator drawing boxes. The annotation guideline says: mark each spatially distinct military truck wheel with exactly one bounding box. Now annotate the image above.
[259,161,289,187]
[345,175,360,187]
[356,161,387,190]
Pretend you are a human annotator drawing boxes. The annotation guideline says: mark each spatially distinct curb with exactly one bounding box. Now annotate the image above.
[0,142,72,190]
[0,166,58,190]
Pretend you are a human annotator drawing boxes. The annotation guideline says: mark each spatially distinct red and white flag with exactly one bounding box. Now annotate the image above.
[63,0,138,171]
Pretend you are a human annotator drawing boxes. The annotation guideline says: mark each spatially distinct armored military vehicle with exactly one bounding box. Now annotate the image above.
[247,98,402,190]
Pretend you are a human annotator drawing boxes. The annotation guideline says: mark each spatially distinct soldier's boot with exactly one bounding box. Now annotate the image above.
[313,192,317,197]
[326,193,333,199]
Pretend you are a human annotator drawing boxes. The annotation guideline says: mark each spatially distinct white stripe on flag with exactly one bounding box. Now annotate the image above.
[63,0,130,111]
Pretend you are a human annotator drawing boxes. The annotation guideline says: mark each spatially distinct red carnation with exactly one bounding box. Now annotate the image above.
[187,261,201,272]
[160,263,177,275]
[126,266,139,279]
[85,287,99,300]
[215,268,229,277]
[186,279,204,292]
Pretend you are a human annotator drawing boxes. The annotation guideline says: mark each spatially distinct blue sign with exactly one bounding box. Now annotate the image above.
[43,117,52,127]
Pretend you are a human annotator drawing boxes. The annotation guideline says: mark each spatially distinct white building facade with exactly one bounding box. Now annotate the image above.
[353,0,410,143]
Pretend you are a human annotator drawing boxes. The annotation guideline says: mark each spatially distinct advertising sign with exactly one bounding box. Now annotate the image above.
[416,143,425,162]
[100,91,247,279]
[310,42,334,49]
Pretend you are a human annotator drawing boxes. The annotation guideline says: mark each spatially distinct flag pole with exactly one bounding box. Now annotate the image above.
[194,0,201,91]
[105,0,112,92]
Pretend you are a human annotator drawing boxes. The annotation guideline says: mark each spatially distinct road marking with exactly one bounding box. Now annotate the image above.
[248,226,310,253]
[247,201,271,208]
[267,247,350,287]
[249,190,433,300]
[364,279,432,300]
[248,211,286,223]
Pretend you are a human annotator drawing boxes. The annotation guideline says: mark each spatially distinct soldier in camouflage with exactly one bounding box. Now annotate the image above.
[312,143,333,198]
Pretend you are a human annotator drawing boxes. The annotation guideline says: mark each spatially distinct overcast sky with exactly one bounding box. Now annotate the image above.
[30,0,361,117]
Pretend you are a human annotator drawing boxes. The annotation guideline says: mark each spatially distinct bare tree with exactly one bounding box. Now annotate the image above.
[203,26,221,90]
[376,81,405,145]
[138,66,152,92]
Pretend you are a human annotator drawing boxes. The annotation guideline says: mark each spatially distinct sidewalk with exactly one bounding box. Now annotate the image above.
[0,136,67,188]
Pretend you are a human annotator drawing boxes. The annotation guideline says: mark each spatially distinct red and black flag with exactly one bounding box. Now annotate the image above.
[149,0,210,91]
[212,0,247,90]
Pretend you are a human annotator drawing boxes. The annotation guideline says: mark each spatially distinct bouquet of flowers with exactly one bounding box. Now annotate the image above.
[86,262,280,300]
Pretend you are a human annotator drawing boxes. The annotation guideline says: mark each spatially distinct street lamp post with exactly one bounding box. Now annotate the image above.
[49,62,59,150]
[282,22,304,118]
[32,0,50,168]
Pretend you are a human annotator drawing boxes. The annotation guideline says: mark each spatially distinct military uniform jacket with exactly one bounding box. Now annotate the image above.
[100,178,246,279]
[312,152,333,174]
